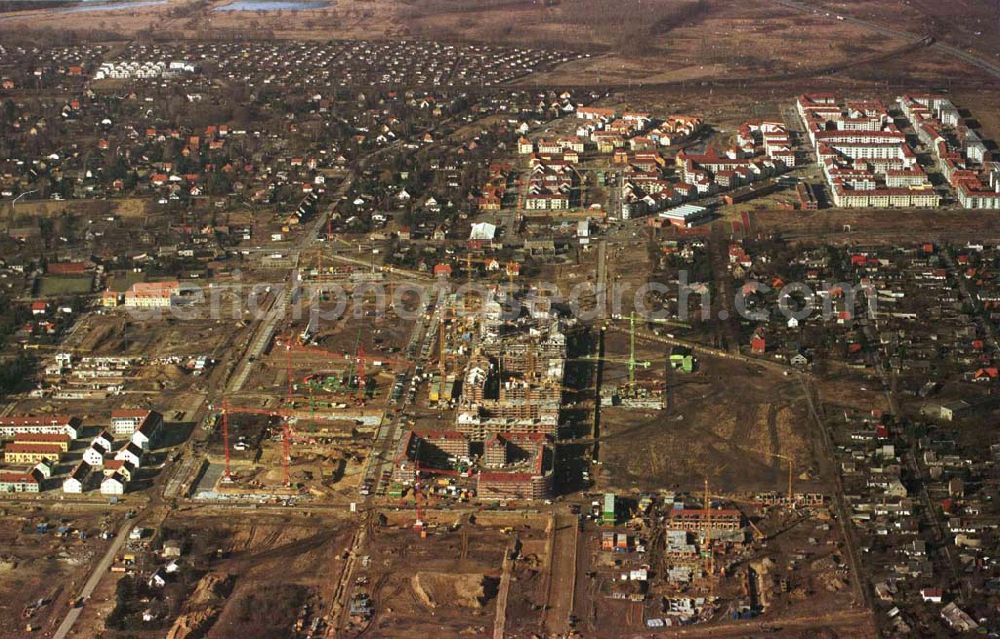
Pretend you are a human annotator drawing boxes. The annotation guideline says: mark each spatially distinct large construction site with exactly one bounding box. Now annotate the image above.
[165,238,853,636]
[7,1,997,629]
[0,230,873,639]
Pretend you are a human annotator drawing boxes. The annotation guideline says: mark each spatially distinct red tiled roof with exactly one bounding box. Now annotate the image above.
[13,433,71,444]
[0,471,38,484]
[112,409,152,419]
[4,443,65,455]
[0,415,77,427]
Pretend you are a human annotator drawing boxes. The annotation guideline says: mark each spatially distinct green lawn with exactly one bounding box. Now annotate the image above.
[37,275,94,296]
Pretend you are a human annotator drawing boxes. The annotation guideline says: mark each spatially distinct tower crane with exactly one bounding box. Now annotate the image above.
[461,253,498,311]
[436,296,461,377]
[704,478,714,583]
[217,402,348,487]
[594,312,668,386]
[279,332,412,405]
[738,445,796,503]
[224,408,288,486]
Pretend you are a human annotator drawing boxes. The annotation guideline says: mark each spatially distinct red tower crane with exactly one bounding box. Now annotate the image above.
[284,334,412,406]
[217,404,348,488]
[286,338,411,369]
[413,460,462,479]
[285,339,295,405]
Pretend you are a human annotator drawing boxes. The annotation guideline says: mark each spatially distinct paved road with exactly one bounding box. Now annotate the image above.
[51,519,134,639]
[46,148,359,639]
[604,324,797,375]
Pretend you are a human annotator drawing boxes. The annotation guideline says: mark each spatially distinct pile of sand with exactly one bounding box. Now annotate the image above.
[166,608,220,639]
[165,573,234,639]
[809,556,847,592]
[411,572,494,609]
[818,571,848,592]
[188,573,235,607]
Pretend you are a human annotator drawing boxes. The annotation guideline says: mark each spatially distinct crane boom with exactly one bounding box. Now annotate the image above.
[737,445,795,503]
[222,399,232,480]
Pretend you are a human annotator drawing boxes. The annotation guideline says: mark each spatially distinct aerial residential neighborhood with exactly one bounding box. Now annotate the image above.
[0,1,998,638]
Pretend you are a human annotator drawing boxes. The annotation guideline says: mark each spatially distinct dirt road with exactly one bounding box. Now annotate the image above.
[493,543,515,639]
[649,607,875,638]
[543,511,579,635]
[51,518,135,639]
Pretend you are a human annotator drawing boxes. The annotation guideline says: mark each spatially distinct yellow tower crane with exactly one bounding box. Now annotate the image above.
[738,445,795,504]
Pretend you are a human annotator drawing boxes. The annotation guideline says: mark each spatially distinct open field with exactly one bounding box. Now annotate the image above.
[803,0,1000,63]
[65,311,241,360]
[596,351,820,496]
[514,0,915,86]
[0,198,148,224]
[752,208,1000,243]
[1,0,996,91]
[37,275,94,296]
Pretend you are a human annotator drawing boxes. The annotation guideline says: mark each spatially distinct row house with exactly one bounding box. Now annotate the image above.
[650,115,702,146]
[592,132,625,154]
[830,184,941,209]
[0,470,42,493]
[902,95,996,209]
[0,415,80,440]
[576,106,617,121]
[94,60,167,80]
[4,443,64,465]
[524,161,576,210]
[955,180,1000,209]
[12,432,72,452]
[621,111,652,130]
[123,281,180,308]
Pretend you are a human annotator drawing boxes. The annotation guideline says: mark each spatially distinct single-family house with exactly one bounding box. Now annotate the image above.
[83,446,105,468]
[100,472,127,496]
[115,442,143,468]
[63,463,90,494]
